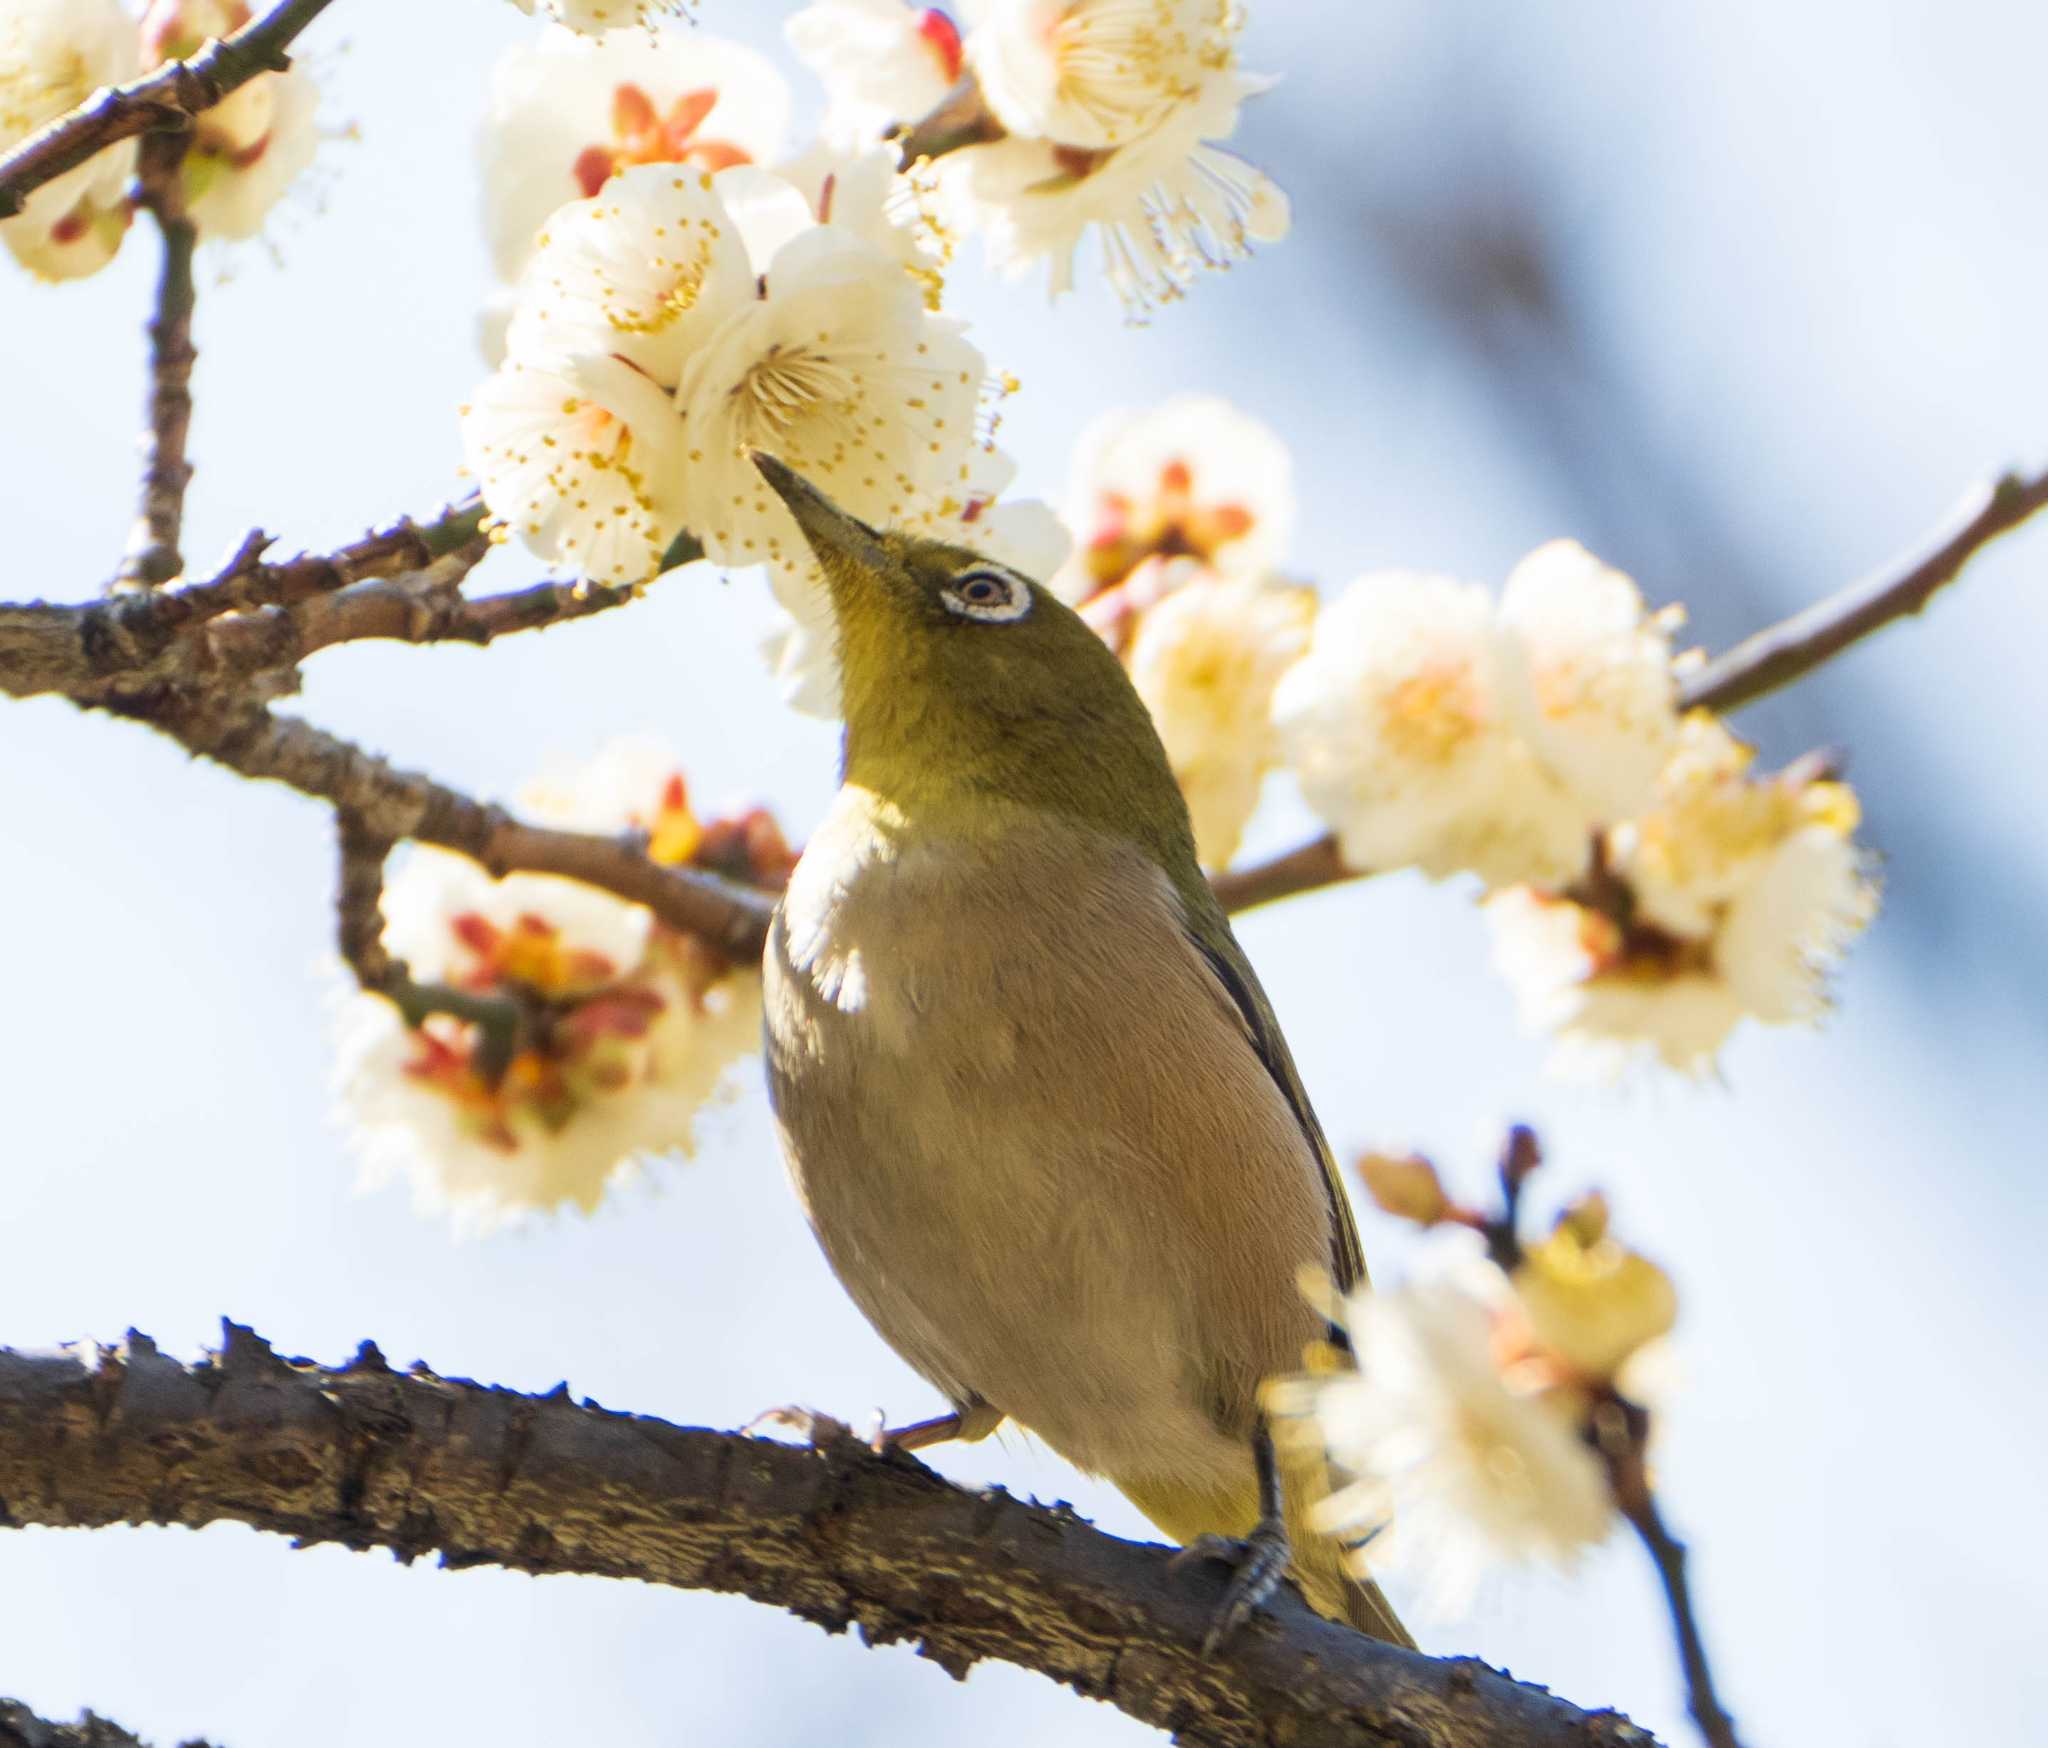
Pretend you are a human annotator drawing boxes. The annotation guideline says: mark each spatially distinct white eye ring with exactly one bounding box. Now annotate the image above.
[939,566,1033,624]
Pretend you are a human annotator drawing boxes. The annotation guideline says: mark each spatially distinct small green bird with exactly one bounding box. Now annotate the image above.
[752,452,1410,1649]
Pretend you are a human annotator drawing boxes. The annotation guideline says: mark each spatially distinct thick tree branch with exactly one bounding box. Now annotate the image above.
[0,1328,1653,1748]
[0,1698,213,1748]
[116,135,200,590]
[1677,465,2048,713]
[1215,463,2048,917]
[0,0,340,220]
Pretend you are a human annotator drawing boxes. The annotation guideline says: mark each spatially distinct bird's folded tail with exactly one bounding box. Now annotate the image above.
[1117,1457,1414,1650]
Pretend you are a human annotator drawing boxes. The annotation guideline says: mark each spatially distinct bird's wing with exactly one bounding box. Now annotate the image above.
[1183,906,1369,1297]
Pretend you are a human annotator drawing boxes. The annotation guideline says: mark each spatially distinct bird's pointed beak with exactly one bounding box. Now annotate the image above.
[750,451,883,573]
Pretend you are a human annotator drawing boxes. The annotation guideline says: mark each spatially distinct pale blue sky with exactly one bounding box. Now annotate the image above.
[3,3,2045,1745]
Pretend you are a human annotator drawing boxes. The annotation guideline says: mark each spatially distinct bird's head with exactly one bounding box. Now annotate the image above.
[753,451,1196,863]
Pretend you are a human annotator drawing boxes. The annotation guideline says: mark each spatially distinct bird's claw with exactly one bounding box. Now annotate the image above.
[743,1404,862,1448]
[1172,1517,1292,1654]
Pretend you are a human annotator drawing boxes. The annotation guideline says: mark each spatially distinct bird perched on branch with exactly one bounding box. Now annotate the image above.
[752,452,1408,1650]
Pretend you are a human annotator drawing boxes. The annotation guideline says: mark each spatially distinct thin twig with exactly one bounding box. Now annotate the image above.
[1216,464,2048,917]
[894,72,1006,168]
[335,813,533,1082]
[0,0,341,220]
[1602,1430,1746,1748]
[1209,833,1355,914]
[1679,466,2048,713]
[116,134,200,589]
[0,1326,1656,1748]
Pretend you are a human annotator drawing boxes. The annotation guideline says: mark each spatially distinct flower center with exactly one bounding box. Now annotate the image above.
[573,84,752,201]
[731,343,864,448]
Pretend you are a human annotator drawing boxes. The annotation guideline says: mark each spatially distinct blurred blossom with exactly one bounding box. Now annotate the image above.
[1486,717,1879,1076]
[1273,549,1680,889]
[1053,394,1293,603]
[1355,1150,1453,1227]
[1274,1275,1616,1620]
[1512,1224,1678,1381]
[1125,567,1313,867]
[786,0,963,146]
[507,0,692,34]
[0,0,138,281]
[139,2,322,243]
[934,0,1288,312]
[333,740,782,1231]
[481,27,789,291]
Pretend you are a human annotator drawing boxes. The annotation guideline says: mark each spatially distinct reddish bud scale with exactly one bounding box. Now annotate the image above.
[918,9,965,83]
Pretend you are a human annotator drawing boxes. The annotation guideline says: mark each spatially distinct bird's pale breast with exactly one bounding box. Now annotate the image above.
[763,793,1335,1496]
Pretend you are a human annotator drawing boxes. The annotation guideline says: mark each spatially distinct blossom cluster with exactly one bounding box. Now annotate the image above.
[789,0,1291,313]
[1052,395,1305,867]
[0,0,319,280]
[1272,1140,1676,1618]
[466,23,1067,709]
[334,739,791,1231]
[1048,394,1876,1074]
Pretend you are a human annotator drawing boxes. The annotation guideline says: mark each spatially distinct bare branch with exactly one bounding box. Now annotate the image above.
[1209,834,1355,915]
[0,498,488,700]
[1679,465,2048,713]
[115,134,200,590]
[0,1328,1654,1748]
[0,1697,216,1748]
[0,0,340,220]
[101,694,777,961]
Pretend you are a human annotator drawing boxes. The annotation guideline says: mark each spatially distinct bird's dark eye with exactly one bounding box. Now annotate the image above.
[939,566,1032,624]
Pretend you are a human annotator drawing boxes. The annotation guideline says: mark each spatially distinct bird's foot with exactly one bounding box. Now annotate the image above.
[744,1403,856,1448]
[1172,1516,1292,1654]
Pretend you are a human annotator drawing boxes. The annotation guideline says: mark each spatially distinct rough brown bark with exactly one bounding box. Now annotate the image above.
[0,1698,212,1748]
[0,1327,1653,1748]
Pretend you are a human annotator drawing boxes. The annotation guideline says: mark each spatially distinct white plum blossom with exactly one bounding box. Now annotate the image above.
[1273,572,1584,887]
[767,143,949,304]
[334,742,777,1230]
[1273,549,1682,889]
[1485,717,1879,1076]
[182,65,322,241]
[465,160,1007,609]
[507,0,693,35]
[671,223,988,568]
[919,0,1287,312]
[1054,394,1293,601]
[138,1,322,243]
[787,0,964,145]
[764,444,1069,715]
[482,26,790,286]
[0,0,138,281]
[1497,541,1680,825]
[1125,570,1313,867]
[1278,1276,1616,1620]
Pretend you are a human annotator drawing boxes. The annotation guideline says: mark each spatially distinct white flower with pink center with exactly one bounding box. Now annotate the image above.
[334,742,787,1230]
[787,0,965,145]
[1054,394,1293,601]
[482,26,789,287]
[936,0,1289,312]
[0,0,139,281]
